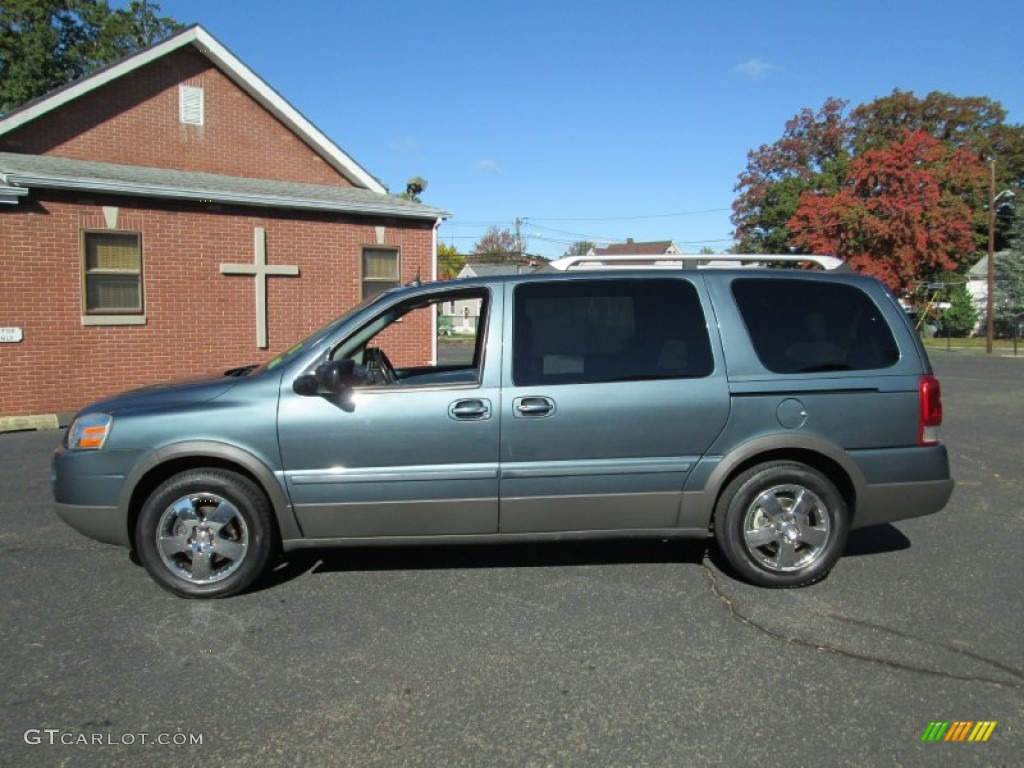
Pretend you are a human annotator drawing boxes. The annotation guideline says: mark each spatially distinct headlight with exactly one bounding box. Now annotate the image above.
[67,413,113,450]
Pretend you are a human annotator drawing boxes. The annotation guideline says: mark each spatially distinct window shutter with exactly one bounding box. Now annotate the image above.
[179,85,204,126]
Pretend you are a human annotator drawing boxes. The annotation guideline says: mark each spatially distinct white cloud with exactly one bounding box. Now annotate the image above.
[474,158,503,175]
[734,57,780,80]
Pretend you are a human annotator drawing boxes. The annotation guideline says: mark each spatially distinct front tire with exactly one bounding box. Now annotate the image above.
[714,462,849,588]
[136,469,274,598]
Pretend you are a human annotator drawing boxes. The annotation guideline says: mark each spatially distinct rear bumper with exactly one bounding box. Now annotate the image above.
[853,478,955,529]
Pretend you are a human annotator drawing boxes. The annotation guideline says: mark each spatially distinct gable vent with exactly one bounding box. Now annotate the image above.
[179,85,204,126]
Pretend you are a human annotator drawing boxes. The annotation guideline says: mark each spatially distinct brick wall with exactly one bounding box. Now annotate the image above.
[0,48,351,187]
[0,192,434,417]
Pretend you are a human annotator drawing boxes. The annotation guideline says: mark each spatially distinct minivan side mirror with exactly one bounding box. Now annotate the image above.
[293,359,356,399]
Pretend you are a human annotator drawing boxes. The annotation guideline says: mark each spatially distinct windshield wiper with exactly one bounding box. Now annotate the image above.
[224,365,258,377]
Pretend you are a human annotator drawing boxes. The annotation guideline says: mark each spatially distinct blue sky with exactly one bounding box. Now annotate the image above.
[155,0,1024,259]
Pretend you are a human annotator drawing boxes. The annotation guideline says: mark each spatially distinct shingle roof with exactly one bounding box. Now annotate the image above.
[0,25,386,193]
[458,263,539,278]
[968,252,1010,278]
[593,240,677,256]
[0,152,449,220]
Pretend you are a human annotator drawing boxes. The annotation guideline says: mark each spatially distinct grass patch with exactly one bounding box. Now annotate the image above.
[922,336,1022,355]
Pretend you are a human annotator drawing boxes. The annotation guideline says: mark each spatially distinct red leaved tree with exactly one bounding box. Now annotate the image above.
[732,97,853,253]
[788,130,986,294]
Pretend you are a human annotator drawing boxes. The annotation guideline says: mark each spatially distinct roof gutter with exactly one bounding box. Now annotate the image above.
[3,171,450,221]
[0,183,29,204]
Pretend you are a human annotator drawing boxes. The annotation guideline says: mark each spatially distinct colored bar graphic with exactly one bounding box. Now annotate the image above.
[921,721,996,742]
[945,721,972,741]
[969,722,997,742]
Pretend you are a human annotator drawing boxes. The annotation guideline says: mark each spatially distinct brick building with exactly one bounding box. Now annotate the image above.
[0,25,447,427]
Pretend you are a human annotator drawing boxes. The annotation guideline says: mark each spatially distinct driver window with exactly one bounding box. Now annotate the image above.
[333,290,488,387]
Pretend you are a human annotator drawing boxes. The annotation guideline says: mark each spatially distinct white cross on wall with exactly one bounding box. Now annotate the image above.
[220,227,299,348]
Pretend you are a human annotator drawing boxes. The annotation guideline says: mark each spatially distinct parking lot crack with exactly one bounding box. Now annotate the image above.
[702,564,1024,691]
[827,613,1024,681]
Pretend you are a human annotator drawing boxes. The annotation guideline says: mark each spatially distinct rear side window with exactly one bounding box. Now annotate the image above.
[731,278,899,373]
[513,279,713,386]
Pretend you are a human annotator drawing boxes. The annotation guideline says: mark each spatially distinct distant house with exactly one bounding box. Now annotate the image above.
[589,239,681,256]
[0,25,448,426]
[966,252,1008,334]
[439,262,541,333]
[456,263,541,279]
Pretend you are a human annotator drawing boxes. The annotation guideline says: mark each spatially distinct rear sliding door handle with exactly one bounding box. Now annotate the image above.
[513,396,556,418]
[449,399,491,420]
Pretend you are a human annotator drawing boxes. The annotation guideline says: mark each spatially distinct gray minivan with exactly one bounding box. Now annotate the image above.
[53,255,954,597]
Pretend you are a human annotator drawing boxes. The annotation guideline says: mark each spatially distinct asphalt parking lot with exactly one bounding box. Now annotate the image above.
[0,354,1021,767]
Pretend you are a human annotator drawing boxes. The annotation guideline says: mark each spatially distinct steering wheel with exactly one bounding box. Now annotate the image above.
[363,347,397,385]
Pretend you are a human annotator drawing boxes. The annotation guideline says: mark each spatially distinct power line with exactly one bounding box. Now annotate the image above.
[527,207,732,223]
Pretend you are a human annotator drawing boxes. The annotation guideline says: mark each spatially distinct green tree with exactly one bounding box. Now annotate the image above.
[732,97,852,253]
[0,0,182,113]
[437,242,465,279]
[851,90,1007,155]
[563,241,595,257]
[932,275,978,338]
[995,209,1024,335]
[471,225,521,263]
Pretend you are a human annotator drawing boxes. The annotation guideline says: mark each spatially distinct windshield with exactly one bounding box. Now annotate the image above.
[253,293,391,374]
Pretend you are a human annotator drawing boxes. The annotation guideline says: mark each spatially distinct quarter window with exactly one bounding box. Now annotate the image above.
[362,248,400,299]
[513,279,713,386]
[731,278,900,373]
[83,232,143,314]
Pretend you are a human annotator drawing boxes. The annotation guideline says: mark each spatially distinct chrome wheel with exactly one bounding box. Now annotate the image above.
[155,492,250,585]
[742,484,830,572]
[714,461,848,588]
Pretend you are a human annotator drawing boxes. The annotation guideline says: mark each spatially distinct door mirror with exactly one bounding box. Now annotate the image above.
[293,359,356,398]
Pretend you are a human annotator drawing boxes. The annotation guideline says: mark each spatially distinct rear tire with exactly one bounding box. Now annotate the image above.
[714,461,848,588]
[135,469,274,598]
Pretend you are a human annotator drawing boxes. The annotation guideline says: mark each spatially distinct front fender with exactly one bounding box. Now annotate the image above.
[119,440,302,543]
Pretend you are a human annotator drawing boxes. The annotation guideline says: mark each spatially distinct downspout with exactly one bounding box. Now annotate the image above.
[431,217,442,364]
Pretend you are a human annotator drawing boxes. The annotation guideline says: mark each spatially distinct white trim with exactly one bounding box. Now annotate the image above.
[81,315,147,326]
[0,26,386,193]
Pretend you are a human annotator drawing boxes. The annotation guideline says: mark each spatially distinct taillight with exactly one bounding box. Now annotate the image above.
[919,375,943,445]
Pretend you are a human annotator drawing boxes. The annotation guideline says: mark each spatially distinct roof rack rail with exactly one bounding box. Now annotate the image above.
[547,253,847,272]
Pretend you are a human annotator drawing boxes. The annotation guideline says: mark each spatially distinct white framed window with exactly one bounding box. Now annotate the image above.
[362,248,400,299]
[83,231,143,315]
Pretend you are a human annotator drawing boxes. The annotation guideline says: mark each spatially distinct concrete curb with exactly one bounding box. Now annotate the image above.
[0,413,73,434]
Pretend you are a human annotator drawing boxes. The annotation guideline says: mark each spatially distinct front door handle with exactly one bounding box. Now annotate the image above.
[449,399,491,421]
[513,396,556,418]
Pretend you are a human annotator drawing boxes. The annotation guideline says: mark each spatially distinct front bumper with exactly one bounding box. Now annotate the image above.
[52,445,140,547]
[54,502,128,546]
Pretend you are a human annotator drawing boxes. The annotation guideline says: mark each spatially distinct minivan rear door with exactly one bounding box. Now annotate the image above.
[498,275,729,533]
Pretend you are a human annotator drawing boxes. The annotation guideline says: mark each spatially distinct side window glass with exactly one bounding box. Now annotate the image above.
[333,290,488,387]
[513,279,713,387]
[731,278,900,373]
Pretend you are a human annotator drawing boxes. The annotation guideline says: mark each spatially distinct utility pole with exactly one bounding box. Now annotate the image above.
[514,217,523,261]
[987,160,996,354]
